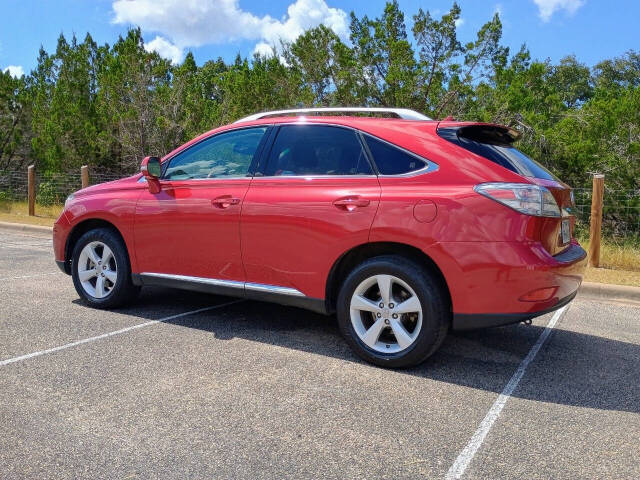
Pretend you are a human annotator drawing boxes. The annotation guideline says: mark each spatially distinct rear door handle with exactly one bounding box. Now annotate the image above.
[212,196,241,208]
[333,196,370,211]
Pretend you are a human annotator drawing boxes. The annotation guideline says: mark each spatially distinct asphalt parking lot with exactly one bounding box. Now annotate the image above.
[1,227,639,479]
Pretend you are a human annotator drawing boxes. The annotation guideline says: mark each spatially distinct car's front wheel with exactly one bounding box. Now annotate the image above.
[337,255,450,368]
[71,227,139,309]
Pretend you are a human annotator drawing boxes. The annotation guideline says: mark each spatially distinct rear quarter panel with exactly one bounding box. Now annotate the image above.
[362,121,559,314]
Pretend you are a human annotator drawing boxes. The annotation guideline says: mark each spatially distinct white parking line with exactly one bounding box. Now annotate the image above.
[444,305,570,480]
[0,300,243,367]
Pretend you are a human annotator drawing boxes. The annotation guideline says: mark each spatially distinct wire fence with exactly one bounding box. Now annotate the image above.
[1,168,639,239]
[0,169,125,205]
[573,187,640,240]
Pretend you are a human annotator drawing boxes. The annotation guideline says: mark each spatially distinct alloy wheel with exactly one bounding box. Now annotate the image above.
[77,241,118,299]
[349,274,423,354]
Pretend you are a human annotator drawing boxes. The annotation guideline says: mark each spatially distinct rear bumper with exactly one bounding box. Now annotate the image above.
[426,240,586,329]
[452,289,577,330]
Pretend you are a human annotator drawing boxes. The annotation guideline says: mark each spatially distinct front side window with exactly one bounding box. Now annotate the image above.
[163,127,267,180]
[264,125,373,176]
[364,135,426,175]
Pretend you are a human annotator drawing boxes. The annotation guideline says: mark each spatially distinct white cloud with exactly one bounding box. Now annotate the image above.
[144,36,184,64]
[532,0,585,22]
[3,65,24,78]
[454,18,464,28]
[260,0,348,46]
[112,0,348,58]
[253,42,274,57]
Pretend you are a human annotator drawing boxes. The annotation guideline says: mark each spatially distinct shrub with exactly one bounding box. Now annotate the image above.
[36,181,60,206]
[0,190,10,212]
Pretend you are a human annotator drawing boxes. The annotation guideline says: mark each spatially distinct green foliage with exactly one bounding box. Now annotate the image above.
[35,180,59,206]
[0,69,31,174]
[0,2,638,195]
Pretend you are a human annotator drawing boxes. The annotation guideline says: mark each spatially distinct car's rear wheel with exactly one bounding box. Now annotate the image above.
[337,255,449,368]
[71,228,139,309]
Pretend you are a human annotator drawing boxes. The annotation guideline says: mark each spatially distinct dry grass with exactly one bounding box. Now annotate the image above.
[584,267,640,287]
[578,237,640,272]
[579,236,640,287]
[0,201,62,227]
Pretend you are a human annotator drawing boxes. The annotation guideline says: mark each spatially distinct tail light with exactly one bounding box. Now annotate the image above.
[475,183,561,217]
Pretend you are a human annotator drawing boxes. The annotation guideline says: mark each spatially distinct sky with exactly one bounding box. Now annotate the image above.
[0,0,636,78]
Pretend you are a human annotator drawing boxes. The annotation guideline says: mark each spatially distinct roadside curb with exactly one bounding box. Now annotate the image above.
[0,221,53,234]
[579,281,640,304]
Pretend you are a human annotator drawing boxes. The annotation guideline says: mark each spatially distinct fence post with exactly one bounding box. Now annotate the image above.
[27,165,35,216]
[81,165,89,189]
[588,174,605,267]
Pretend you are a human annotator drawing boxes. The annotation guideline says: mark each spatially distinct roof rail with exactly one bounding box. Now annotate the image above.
[234,107,431,123]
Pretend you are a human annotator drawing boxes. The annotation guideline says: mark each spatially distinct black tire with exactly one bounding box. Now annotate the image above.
[337,255,450,368]
[71,227,140,309]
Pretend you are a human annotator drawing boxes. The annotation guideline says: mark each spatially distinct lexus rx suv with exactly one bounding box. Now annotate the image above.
[53,108,587,368]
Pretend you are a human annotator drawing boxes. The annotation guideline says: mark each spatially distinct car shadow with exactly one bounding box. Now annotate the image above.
[89,287,640,414]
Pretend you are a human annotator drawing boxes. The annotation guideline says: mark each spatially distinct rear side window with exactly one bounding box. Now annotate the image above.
[363,135,426,175]
[264,125,372,176]
[438,126,559,181]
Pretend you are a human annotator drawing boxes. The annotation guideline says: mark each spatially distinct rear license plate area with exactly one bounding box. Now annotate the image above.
[561,219,570,244]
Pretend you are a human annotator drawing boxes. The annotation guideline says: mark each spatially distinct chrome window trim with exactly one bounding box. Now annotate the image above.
[378,163,438,178]
[153,121,438,183]
[258,122,438,179]
[159,177,253,183]
[250,174,378,181]
[139,272,304,297]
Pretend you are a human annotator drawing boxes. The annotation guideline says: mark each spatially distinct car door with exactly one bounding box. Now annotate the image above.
[134,126,269,284]
[240,124,381,300]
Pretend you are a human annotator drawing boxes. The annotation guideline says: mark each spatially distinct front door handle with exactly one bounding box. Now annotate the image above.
[333,196,370,211]
[212,196,241,208]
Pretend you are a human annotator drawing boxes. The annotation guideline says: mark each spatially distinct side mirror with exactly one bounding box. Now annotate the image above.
[141,156,162,193]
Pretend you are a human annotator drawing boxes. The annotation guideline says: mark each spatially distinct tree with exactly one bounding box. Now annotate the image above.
[551,55,593,108]
[412,3,463,114]
[284,25,358,106]
[218,53,310,124]
[96,29,177,172]
[30,34,103,172]
[593,50,640,89]
[349,0,419,107]
[0,70,31,173]
[0,1,638,197]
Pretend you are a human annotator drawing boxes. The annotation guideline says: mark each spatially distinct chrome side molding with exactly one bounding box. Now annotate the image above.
[139,272,304,297]
[245,282,305,297]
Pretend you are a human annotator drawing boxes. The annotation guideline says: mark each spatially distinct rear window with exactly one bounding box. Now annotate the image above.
[363,135,426,175]
[438,126,559,181]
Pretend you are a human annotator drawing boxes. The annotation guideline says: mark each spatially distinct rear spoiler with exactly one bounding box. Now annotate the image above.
[437,123,520,146]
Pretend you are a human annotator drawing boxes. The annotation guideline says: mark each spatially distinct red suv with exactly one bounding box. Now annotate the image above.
[53,108,586,367]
